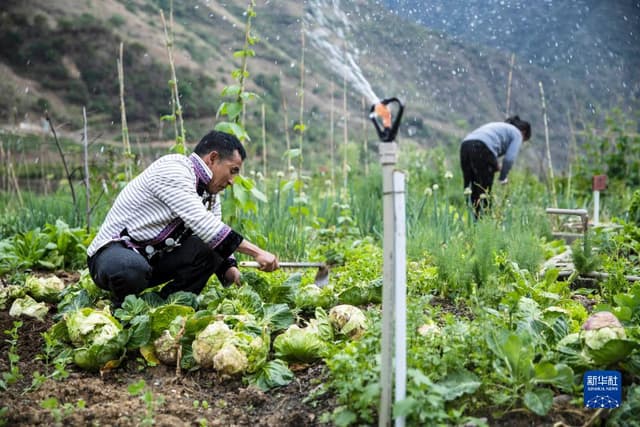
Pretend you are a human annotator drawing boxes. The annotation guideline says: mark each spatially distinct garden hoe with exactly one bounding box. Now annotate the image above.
[239,261,330,288]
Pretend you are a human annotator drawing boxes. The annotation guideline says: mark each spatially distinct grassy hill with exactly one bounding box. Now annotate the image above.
[0,0,631,172]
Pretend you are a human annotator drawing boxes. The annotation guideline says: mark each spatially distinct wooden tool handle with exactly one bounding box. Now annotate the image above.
[239,261,325,268]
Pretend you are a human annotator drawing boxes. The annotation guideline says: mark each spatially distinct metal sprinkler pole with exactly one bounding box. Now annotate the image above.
[370,98,406,427]
[378,146,407,427]
[392,168,407,427]
[379,142,394,426]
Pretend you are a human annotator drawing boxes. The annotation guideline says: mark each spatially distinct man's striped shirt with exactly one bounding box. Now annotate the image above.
[87,153,242,259]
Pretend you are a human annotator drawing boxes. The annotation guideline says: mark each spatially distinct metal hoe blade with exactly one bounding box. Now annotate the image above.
[239,261,330,288]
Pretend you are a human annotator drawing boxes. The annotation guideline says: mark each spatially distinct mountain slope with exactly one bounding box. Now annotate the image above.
[0,0,631,171]
[384,0,640,113]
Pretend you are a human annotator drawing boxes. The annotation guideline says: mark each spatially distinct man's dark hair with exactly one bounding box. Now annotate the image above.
[194,130,247,160]
[505,115,532,141]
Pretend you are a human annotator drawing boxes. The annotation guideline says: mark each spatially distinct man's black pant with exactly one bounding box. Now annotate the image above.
[460,139,499,217]
[88,235,224,303]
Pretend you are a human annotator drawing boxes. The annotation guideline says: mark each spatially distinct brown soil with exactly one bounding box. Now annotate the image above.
[0,308,337,427]
[0,274,602,427]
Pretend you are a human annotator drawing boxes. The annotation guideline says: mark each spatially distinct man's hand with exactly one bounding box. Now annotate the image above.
[224,266,241,285]
[237,240,279,272]
[255,250,279,272]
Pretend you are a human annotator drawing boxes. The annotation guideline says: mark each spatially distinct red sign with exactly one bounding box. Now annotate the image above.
[592,175,607,191]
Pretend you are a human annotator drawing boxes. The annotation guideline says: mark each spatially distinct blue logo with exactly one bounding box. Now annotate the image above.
[584,370,622,409]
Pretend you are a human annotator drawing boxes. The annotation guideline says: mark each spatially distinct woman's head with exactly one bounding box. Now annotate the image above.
[505,115,531,141]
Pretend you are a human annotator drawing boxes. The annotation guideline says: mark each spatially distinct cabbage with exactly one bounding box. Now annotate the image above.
[328,304,368,339]
[273,307,332,363]
[9,295,49,321]
[213,343,248,375]
[65,307,128,371]
[191,320,268,375]
[581,311,626,349]
[294,283,335,309]
[273,324,326,363]
[153,330,180,365]
[572,311,638,366]
[0,285,26,309]
[25,275,65,303]
[417,320,441,337]
[192,321,234,368]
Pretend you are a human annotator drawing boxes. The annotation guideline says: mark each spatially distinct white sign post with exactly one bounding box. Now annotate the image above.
[592,175,607,226]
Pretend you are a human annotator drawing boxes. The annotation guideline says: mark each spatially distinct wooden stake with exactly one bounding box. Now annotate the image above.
[160,3,186,153]
[117,42,133,181]
[46,113,79,222]
[505,53,515,117]
[539,81,557,207]
[280,71,292,171]
[261,103,267,179]
[342,43,348,198]
[296,18,306,230]
[7,150,23,207]
[82,107,91,231]
[362,96,369,176]
[330,80,335,196]
[1,137,8,192]
[566,110,577,202]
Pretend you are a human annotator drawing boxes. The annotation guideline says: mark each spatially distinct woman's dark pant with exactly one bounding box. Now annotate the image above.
[88,235,223,303]
[460,139,498,217]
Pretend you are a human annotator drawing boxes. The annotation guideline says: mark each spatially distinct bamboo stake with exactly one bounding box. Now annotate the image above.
[18,141,30,193]
[39,133,48,196]
[1,137,8,192]
[281,94,292,170]
[160,9,178,145]
[160,3,186,153]
[238,1,257,128]
[362,96,368,176]
[329,80,335,196]
[7,150,23,207]
[82,107,91,231]
[117,42,133,181]
[566,110,577,203]
[297,21,305,196]
[342,43,348,198]
[261,103,267,179]
[539,81,557,207]
[505,53,515,117]
[46,113,78,222]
